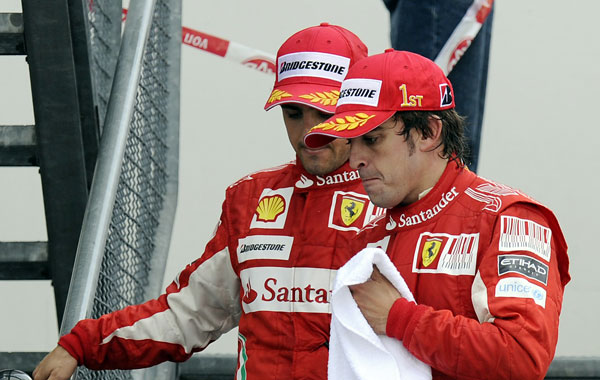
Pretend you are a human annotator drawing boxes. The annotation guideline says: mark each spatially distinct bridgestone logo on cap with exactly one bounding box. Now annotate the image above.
[278,52,351,82]
[337,78,382,107]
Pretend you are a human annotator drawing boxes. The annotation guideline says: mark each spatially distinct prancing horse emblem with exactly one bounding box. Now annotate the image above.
[341,197,365,226]
[422,237,443,267]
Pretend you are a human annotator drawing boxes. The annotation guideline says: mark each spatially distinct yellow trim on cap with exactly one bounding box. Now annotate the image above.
[267,89,293,103]
[299,90,340,106]
[311,113,375,132]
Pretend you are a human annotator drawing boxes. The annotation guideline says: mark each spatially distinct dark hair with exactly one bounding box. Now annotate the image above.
[393,109,469,166]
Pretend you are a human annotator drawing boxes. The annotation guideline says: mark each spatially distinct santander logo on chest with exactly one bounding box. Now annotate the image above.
[240,266,336,314]
[295,170,360,189]
[387,187,459,230]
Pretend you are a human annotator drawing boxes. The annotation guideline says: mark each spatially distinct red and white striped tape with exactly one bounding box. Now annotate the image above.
[122,1,492,77]
[122,9,275,75]
[181,26,276,75]
[434,0,494,75]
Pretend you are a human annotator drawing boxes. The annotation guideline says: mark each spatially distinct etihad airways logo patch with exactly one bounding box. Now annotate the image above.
[329,191,385,232]
[498,254,549,285]
[387,187,459,230]
[412,232,479,275]
[250,187,293,230]
[338,78,382,107]
[278,51,350,82]
[240,266,336,314]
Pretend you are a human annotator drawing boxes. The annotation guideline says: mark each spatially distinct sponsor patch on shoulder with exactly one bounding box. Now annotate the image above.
[498,254,549,285]
[499,216,552,261]
[237,235,293,263]
[412,232,479,275]
[495,277,546,308]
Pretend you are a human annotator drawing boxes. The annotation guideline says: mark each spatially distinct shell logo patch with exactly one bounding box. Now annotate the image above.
[250,187,294,230]
[299,90,340,106]
[422,237,443,267]
[311,113,375,133]
[255,195,286,222]
[341,196,365,226]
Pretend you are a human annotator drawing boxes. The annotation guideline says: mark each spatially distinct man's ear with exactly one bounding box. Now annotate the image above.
[418,116,443,152]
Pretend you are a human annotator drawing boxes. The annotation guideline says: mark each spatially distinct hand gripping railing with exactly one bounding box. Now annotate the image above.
[60,0,181,379]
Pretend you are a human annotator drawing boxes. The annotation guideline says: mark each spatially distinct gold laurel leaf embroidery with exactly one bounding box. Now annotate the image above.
[346,122,360,130]
[299,91,340,106]
[311,113,376,133]
[327,90,340,99]
[311,121,336,132]
[268,89,293,103]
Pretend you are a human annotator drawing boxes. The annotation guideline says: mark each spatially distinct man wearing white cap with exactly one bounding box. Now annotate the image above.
[305,49,570,379]
[33,24,383,380]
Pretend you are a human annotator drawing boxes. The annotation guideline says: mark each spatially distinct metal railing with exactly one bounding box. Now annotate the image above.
[60,0,181,379]
[176,355,600,380]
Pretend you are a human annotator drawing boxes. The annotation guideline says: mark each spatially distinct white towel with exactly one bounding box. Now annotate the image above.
[328,247,431,380]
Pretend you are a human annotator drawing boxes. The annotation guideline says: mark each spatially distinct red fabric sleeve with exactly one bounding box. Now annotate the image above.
[54,197,239,370]
[386,297,425,346]
[391,204,569,380]
[58,334,84,366]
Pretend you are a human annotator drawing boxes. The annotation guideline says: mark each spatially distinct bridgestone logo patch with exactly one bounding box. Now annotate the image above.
[337,78,382,107]
[499,216,552,260]
[237,235,293,263]
[277,52,350,82]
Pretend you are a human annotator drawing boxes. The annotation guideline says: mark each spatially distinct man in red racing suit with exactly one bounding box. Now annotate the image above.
[58,160,383,379]
[33,24,380,380]
[304,50,570,380]
[351,162,569,379]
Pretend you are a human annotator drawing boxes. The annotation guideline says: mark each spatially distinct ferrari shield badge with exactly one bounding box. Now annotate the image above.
[422,237,443,267]
[341,196,365,226]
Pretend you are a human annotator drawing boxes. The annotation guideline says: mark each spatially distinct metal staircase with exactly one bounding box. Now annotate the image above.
[1,1,182,378]
[0,0,101,326]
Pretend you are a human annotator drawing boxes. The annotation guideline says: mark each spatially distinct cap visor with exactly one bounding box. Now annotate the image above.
[264,83,341,113]
[304,110,395,148]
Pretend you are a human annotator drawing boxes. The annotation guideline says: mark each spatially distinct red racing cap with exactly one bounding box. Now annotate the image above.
[264,23,368,113]
[304,49,455,148]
